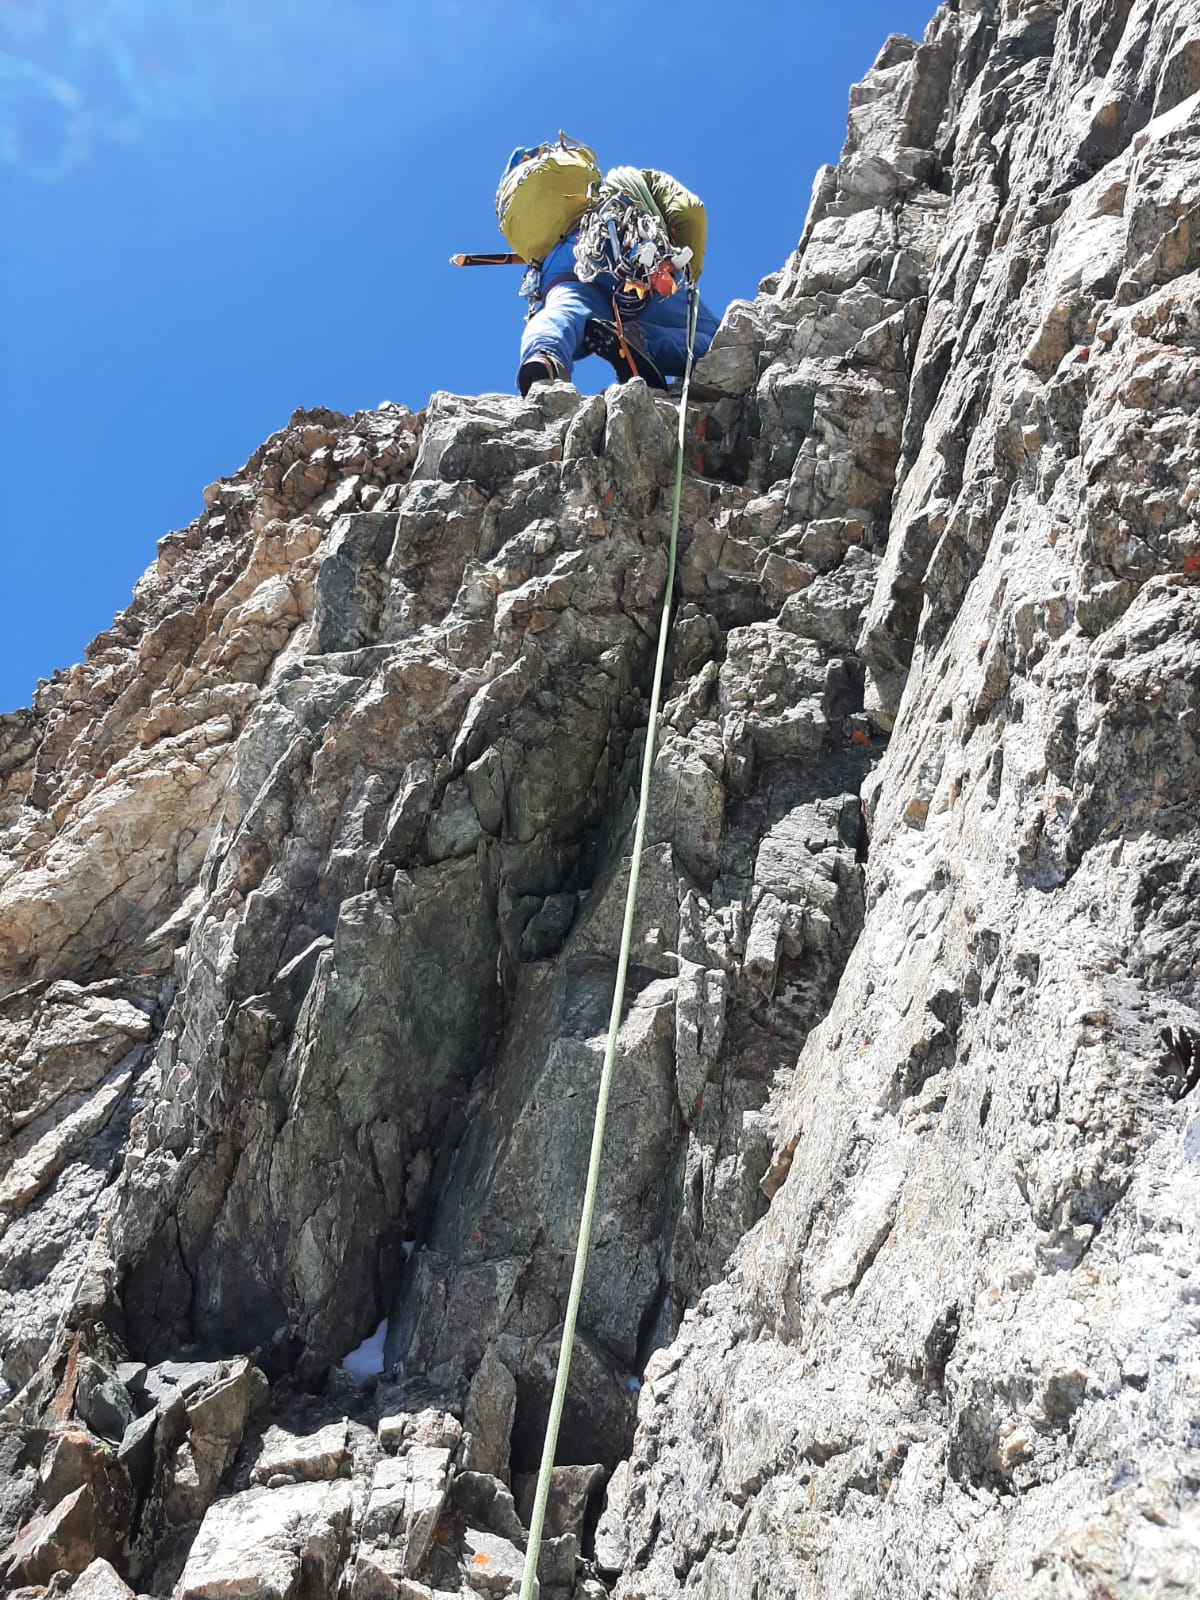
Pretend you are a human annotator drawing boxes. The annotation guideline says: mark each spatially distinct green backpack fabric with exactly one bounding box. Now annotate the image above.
[495,134,601,263]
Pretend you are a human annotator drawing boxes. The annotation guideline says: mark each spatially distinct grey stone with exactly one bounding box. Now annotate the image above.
[176,1479,352,1600]
[162,1358,268,1526]
[67,1558,136,1600]
[691,301,765,399]
[449,1472,527,1546]
[2,1484,106,1587]
[312,512,397,654]
[377,1408,463,1456]
[5,8,1200,1599]
[461,1350,516,1482]
[116,1410,156,1495]
[514,1464,604,1543]
[536,1532,577,1590]
[250,1418,349,1485]
[518,894,576,962]
[73,1359,134,1444]
[140,1361,239,1408]
[461,1526,525,1596]
[357,1446,453,1584]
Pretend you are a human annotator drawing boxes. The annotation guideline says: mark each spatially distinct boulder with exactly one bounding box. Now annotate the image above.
[175,1480,352,1600]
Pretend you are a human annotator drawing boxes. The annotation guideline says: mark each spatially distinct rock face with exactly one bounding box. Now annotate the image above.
[2,1,1199,1595]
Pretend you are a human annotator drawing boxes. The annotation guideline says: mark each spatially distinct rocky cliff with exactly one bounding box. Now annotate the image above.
[2,1,1199,1595]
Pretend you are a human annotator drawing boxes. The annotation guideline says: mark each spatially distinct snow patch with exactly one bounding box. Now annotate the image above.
[343,1318,388,1381]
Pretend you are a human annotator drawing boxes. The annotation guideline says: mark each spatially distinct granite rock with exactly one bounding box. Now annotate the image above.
[2,4,1198,1598]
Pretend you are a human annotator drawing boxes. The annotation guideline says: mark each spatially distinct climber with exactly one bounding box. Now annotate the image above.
[495,135,720,396]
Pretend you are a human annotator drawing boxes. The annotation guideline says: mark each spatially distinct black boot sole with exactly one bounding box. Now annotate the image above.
[517,355,564,397]
[581,320,666,389]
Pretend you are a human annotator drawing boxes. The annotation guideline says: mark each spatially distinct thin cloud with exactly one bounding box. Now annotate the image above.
[0,52,83,181]
[0,0,212,180]
[0,0,537,183]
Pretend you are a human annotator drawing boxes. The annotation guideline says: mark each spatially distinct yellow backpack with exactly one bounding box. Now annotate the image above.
[495,133,601,264]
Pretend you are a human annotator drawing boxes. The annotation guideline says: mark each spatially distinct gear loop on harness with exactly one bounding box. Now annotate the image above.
[516,286,702,1600]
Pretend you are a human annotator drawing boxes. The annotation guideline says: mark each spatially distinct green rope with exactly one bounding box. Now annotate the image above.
[518,288,701,1600]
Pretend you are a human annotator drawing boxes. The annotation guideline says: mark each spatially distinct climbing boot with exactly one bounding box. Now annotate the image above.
[581,319,666,389]
[517,351,567,396]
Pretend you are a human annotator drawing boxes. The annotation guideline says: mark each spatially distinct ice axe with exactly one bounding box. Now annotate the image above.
[449,252,525,267]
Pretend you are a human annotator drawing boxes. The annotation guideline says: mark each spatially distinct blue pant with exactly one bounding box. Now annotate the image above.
[519,232,719,383]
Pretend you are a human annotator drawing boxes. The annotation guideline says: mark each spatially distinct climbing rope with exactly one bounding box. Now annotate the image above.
[518,288,701,1600]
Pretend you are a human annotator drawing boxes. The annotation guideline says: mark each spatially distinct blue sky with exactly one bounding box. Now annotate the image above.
[0,0,935,713]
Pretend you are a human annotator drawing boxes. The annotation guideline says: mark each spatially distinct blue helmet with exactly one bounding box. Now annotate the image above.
[502,145,543,179]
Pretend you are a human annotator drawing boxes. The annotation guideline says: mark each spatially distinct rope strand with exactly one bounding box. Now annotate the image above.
[518,288,701,1600]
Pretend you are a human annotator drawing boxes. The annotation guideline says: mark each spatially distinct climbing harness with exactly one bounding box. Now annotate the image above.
[517,288,702,1600]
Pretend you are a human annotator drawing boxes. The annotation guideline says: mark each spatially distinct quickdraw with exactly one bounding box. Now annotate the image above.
[573,190,693,311]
